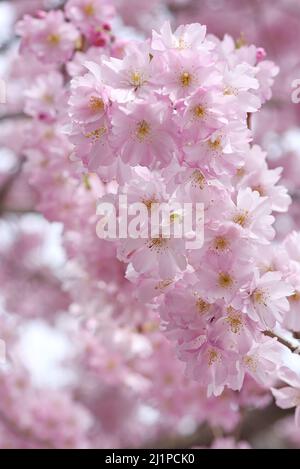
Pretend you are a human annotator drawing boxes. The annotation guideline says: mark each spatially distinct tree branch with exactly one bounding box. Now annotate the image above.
[146,403,292,449]
[263,331,300,354]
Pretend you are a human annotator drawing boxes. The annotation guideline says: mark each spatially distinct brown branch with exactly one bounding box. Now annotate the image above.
[0,157,26,214]
[0,113,27,122]
[263,331,300,354]
[146,403,292,449]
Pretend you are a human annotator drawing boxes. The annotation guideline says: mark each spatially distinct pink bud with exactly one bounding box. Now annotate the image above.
[256,47,267,62]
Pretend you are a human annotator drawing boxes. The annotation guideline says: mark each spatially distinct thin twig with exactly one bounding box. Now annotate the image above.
[263,331,300,354]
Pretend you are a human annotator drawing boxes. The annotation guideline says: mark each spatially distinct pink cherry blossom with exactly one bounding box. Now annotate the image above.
[17,10,80,64]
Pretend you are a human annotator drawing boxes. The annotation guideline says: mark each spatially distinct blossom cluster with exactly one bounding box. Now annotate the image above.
[1,0,300,449]
[66,20,300,399]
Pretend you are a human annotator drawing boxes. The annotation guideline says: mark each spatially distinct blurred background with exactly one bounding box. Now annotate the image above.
[0,0,300,449]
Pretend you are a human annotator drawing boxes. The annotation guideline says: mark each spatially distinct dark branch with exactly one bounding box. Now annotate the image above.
[146,404,292,449]
[264,331,300,354]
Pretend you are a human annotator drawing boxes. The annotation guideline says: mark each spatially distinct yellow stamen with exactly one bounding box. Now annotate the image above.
[85,126,107,142]
[236,167,245,177]
[47,33,61,45]
[191,170,206,189]
[208,137,222,152]
[130,71,144,89]
[243,355,257,372]
[213,236,229,252]
[147,237,168,252]
[136,120,151,141]
[235,33,247,49]
[141,195,158,211]
[226,307,243,333]
[177,37,186,49]
[252,288,268,306]
[141,321,159,333]
[208,348,220,366]
[180,71,192,88]
[89,96,104,113]
[192,104,206,119]
[83,173,91,190]
[83,3,95,16]
[43,94,54,104]
[233,210,248,228]
[195,297,210,315]
[170,212,182,223]
[218,272,234,289]
[223,86,238,96]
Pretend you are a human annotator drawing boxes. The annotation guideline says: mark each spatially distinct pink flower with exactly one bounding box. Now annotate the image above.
[178,87,226,141]
[235,145,291,213]
[69,119,114,169]
[16,10,80,64]
[245,270,293,328]
[195,253,252,303]
[272,368,300,427]
[69,69,110,125]
[24,71,64,122]
[184,122,250,175]
[151,22,208,52]
[221,63,261,114]
[65,0,115,34]
[227,188,275,243]
[101,41,154,102]
[152,49,214,100]
[111,98,177,167]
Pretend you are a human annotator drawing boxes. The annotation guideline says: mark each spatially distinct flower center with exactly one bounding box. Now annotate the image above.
[235,34,247,49]
[47,33,61,46]
[243,355,257,372]
[226,307,243,333]
[136,120,151,141]
[223,86,238,96]
[208,137,222,152]
[213,236,229,252]
[252,288,268,306]
[207,348,221,366]
[141,195,158,211]
[85,126,107,142]
[130,71,144,89]
[180,71,192,88]
[192,104,206,119]
[83,3,95,16]
[218,272,234,289]
[89,96,104,113]
[236,167,245,177]
[191,170,206,189]
[170,212,182,223]
[233,210,249,228]
[147,237,168,252]
[176,36,186,49]
[195,297,210,315]
[43,94,54,104]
